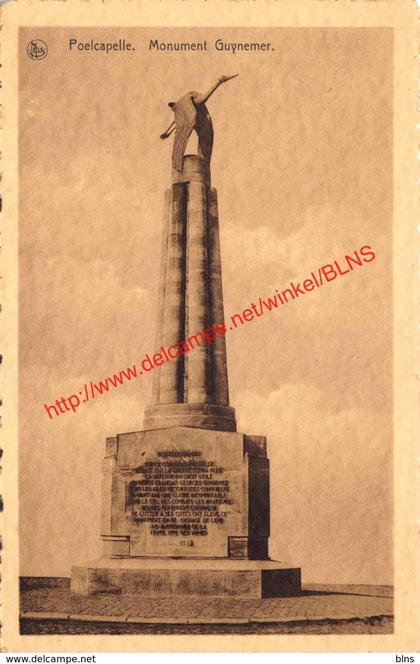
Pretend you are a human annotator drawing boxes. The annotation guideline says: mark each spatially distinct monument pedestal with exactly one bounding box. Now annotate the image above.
[71,558,301,598]
[71,426,301,597]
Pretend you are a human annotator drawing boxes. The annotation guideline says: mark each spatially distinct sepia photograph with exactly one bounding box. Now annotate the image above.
[17,25,394,635]
[1,2,417,654]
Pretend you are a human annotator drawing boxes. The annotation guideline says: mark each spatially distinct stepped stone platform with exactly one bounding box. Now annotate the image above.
[71,558,301,598]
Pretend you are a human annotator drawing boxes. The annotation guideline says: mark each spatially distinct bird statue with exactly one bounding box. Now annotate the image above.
[160,74,239,172]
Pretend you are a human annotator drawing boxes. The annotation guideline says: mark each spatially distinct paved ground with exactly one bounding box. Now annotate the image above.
[20,579,393,634]
[20,616,393,635]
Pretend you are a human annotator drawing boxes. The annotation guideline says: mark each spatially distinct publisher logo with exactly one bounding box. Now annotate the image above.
[27,39,48,61]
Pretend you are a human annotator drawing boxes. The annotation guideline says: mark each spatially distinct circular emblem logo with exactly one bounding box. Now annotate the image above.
[27,39,48,61]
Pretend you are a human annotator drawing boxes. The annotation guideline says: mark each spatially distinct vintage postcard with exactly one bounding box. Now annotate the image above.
[1,0,418,654]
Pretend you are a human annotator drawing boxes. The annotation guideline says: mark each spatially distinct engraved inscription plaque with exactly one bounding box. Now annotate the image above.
[127,450,231,538]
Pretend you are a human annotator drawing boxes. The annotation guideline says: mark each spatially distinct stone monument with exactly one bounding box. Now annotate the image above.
[71,76,301,598]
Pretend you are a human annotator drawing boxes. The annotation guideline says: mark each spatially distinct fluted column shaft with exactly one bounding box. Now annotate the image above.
[208,188,230,405]
[157,183,186,403]
[151,189,170,404]
[143,155,236,432]
[185,180,211,403]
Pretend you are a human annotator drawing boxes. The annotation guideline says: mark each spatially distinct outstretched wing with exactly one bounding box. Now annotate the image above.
[196,104,213,166]
[172,95,197,172]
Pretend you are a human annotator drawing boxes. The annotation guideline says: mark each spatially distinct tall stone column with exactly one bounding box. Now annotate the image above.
[151,189,171,405]
[208,188,229,406]
[143,155,236,432]
[185,179,210,403]
[152,184,187,404]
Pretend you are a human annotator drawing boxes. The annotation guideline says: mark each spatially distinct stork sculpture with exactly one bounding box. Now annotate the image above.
[160,74,238,172]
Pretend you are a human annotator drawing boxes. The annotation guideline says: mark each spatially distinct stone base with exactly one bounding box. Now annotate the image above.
[71,558,301,599]
[101,427,271,559]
